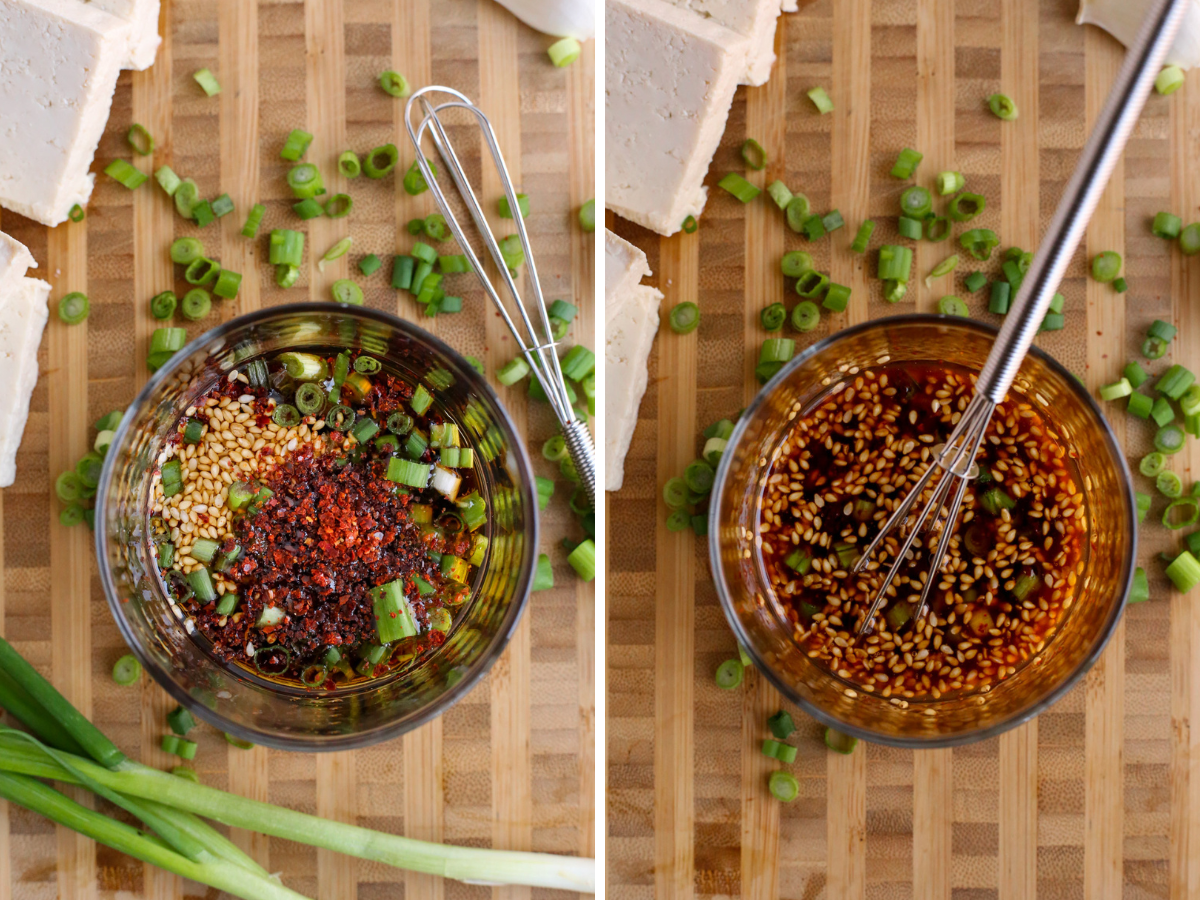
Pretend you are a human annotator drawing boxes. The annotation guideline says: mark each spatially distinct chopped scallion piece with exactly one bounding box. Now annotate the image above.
[1153,211,1183,240]
[891,147,923,179]
[1113,277,1128,293]
[767,180,793,210]
[547,37,582,67]
[960,228,999,261]
[761,303,786,331]
[669,302,699,334]
[1166,551,1200,593]
[1099,378,1132,401]
[497,193,530,219]
[900,186,932,219]
[850,219,875,253]
[241,203,265,238]
[331,279,364,306]
[718,172,760,203]
[567,538,596,581]
[925,254,959,287]
[807,86,834,114]
[180,289,212,321]
[987,93,1018,120]
[192,68,221,96]
[877,245,913,283]
[112,654,142,686]
[937,171,965,195]
[286,163,324,199]
[741,139,767,170]
[57,292,89,325]
[104,159,147,190]
[949,192,985,222]
[1091,251,1122,283]
[897,216,924,240]
[1156,65,1185,95]
[715,659,743,689]
[579,198,596,232]
[822,283,850,313]
[1125,361,1149,388]
[1127,392,1153,419]
[378,70,410,97]
[280,129,313,161]
[781,251,814,278]
[937,295,968,317]
[1180,223,1200,256]
[126,123,154,156]
[68,204,85,223]
[964,271,988,293]
[769,770,800,802]
[792,300,820,331]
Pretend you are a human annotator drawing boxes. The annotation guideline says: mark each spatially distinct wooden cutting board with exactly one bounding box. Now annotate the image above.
[607,1,1198,897]
[0,0,594,897]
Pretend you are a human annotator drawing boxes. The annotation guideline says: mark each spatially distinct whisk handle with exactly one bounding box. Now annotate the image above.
[560,418,597,511]
[975,0,1187,403]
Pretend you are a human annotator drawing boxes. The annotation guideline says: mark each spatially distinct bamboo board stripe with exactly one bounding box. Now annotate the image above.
[1171,67,1200,900]
[998,2,1040,897]
[914,0,953,315]
[1083,26,1125,900]
[739,19,788,900]
[476,9,533,900]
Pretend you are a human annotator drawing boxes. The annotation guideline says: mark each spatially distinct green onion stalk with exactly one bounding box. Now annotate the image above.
[0,636,595,894]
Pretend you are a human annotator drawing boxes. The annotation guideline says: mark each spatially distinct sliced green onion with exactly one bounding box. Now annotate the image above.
[937,171,965,195]
[57,293,89,325]
[1153,210,1183,241]
[669,302,699,334]
[567,539,596,581]
[791,300,820,331]
[497,357,530,386]
[801,215,826,241]
[768,711,795,739]
[184,258,220,285]
[1156,364,1196,400]
[126,124,154,156]
[964,271,988,293]
[850,220,875,253]
[1140,452,1167,477]
[795,271,829,298]
[785,195,811,232]
[579,199,596,232]
[822,209,844,233]
[499,234,525,270]
[213,271,241,303]
[402,159,436,195]
[180,289,211,321]
[1180,223,1200,256]
[286,163,324,199]
[1136,491,1152,522]
[715,659,743,690]
[268,229,304,266]
[275,264,299,288]
[1152,396,1176,427]
[331,279,364,306]
[196,199,216,228]
[68,204,85,223]
[292,198,324,220]
[891,147,924,179]
[1125,361,1150,388]
[980,487,1015,515]
[663,477,688,509]
[781,251,814,278]
[1098,378,1132,401]
[1158,471,1183,498]
[898,216,924,240]
[824,727,858,754]
[1164,498,1200,529]
[988,93,1017,120]
[756,338,794,383]
[937,295,968,317]
[154,166,181,196]
[925,254,959,287]
[1128,567,1149,603]
[173,179,200,218]
[949,192,986,222]
[547,37,582,67]
[822,283,850,313]
[807,86,834,114]
[104,159,147,190]
[681,215,698,234]
[769,771,800,802]
[240,203,265,238]
[1166,551,1200,593]
[1091,251,1122,283]
[960,228,1000,261]
[924,215,951,242]
[900,186,932,219]
[192,68,221,96]
[1127,392,1153,419]
[741,139,767,170]
[718,173,760,203]
[112,655,142,686]
[324,194,353,219]
[1156,65,1186,95]
[767,181,793,210]
[379,70,410,97]
[280,129,313,161]
[210,194,234,218]
[1156,424,1187,455]
[883,280,907,304]
[391,256,415,290]
[359,254,382,277]
[497,194,530,219]
[878,245,913,282]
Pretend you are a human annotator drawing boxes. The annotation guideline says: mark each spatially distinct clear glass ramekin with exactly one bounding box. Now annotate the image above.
[708,315,1135,748]
[96,304,537,751]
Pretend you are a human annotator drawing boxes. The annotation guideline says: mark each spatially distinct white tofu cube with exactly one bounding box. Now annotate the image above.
[606,0,748,236]
[0,277,50,488]
[81,0,161,70]
[0,0,131,226]
[661,0,783,85]
[0,230,36,302]
[605,230,663,492]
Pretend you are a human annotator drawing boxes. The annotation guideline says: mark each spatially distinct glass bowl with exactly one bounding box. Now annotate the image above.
[708,315,1135,748]
[96,304,538,751]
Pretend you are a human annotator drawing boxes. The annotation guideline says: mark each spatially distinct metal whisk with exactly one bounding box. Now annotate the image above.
[404,86,597,508]
[853,0,1188,636]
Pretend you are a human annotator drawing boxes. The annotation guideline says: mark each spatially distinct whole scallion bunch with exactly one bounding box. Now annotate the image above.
[0,636,594,897]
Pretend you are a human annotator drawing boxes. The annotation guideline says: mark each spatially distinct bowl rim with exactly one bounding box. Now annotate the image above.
[95,302,539,751]
[708,313,1137,749]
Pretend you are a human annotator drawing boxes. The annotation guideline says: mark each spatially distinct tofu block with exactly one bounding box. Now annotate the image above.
[81,0,161,70]
[0,0,131,226]
[662,0,783,85]
[0,231,36,302]
[605,230,663,492]
[606,0,748,236]
[0,277,51,488]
